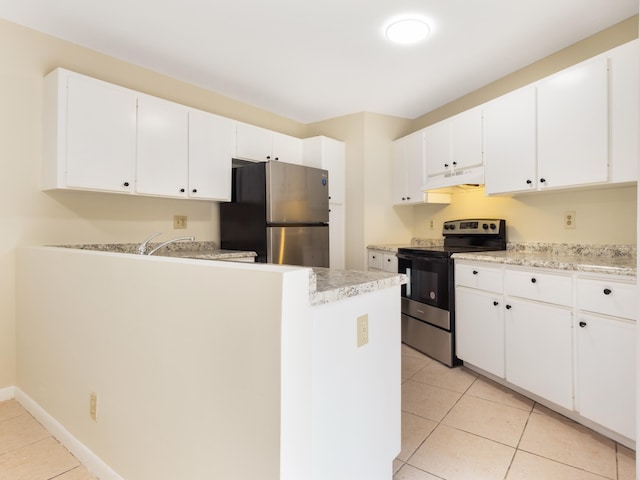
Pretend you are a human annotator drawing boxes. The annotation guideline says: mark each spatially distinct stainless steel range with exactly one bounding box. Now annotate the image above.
[397,219,507,367]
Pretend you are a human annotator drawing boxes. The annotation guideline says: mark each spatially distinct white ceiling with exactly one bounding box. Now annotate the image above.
[0,0,637,123]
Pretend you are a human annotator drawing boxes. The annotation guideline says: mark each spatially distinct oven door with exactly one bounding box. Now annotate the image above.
[398,253,450,310]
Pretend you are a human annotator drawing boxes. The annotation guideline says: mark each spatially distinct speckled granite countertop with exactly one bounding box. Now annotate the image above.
[56,241,256,261]
[309,268,407,306]
[453,243,636,277]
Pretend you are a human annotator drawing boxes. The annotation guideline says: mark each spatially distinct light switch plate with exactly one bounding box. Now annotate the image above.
[357,314,369,347]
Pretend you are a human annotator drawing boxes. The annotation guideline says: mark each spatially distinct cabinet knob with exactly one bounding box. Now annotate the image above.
[531,278,537,284]
[180,188,185,193]
[526,179,532,185]
[387,258,391,262]
[266,155,271,160]
[452,161,457,166]
[402,197,406,201]
[493,301,499,306]
[603,288,612,295]
[579,321,587,328]
[192,189,197,193]
[274,157,279,161]
[123,181,130,187]
[407,196,411,200]
[444,163,449,168]
[328,196,332,200]
[540,178,546,183]
[472,270,478,275]
[505,304,512,310]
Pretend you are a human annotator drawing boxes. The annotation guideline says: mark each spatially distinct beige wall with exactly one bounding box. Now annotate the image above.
[413,186,637,244]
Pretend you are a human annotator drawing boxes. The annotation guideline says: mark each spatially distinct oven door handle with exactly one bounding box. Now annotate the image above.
[404,267,411,297]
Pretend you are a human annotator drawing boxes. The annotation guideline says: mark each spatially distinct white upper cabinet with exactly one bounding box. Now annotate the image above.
[484,40,638,195]
[188,110,234,201]
[136,94,189,198]
[424,106,483,182]
[137,101,234,200]
[393,131,428,205]
[484,86,537,195]
[302,136,345,204]
[43,69,137,193]
[609,39,639,183]
[235,122,303,164]
[537,56,609,190]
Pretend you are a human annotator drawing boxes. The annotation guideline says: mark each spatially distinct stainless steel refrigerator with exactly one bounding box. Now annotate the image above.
[220,161,330,267]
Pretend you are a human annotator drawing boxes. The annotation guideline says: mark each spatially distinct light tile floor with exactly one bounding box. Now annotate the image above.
[395,344,637,480]
[0,399,96,480]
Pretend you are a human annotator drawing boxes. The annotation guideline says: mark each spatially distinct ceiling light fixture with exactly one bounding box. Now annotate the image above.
[385,18,431,44]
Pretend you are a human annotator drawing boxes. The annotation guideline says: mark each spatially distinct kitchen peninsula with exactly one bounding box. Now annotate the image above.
[15,246,405,480]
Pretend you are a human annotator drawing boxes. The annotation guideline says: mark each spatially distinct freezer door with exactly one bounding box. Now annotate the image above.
[266,162,329,223]
[267,225,329,267]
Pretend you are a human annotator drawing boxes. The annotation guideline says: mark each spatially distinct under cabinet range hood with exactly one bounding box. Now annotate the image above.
[423,165,485,190]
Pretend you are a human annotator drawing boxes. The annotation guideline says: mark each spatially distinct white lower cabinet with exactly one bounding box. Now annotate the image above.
[504,297,573,410]
[455,260,636,443]
[576,312,636,440]
[367,249,397,273]
[455,287,505,378]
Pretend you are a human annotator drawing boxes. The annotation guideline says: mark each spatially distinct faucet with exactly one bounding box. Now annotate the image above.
[146,236,196,256]
[138,232,163,255]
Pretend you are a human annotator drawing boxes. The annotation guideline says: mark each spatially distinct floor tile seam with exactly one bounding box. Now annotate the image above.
[462,391,535,413]
[400,460,447,479]
[0,412,29,425]
[49,465,86,479]
[512,449,616,480]
[440,422,520,450]
[405,376,475,395]
[0,433,56,458]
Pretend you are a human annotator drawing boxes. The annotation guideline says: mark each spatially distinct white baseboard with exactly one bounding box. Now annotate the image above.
[0,386,15,402]
[14,388,125,480]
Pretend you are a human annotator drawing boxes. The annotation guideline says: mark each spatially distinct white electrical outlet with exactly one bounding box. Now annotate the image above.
[173,215,187,229]
[357,314,369,347]
[564,211,576,229]
[89,392,98,421]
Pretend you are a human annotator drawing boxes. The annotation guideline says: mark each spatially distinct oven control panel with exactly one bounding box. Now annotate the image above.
[442,219,505,235]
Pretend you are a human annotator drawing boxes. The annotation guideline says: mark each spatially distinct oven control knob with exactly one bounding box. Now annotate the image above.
[448,224,455,230]
[482,223,489,230]
[489,223,496,230]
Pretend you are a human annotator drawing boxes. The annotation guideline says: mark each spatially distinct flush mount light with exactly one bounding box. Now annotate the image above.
[385,18,431,44]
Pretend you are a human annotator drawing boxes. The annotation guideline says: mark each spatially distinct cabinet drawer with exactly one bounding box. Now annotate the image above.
[577,277,637,320]
[505,268,572,306]
[455,263,503,292]
[368,250,383,270]
[382,253,398,273]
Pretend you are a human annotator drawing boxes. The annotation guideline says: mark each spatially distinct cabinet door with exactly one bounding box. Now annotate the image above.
[368,249,383,271]
[392,139,408,205]
[451,107,483,170]
[136,95,189,197]
[188,110,234,201]
[609,40,639,183]
[329,204,345,269]
[405,132,425,204]
[424,120,451,176]
[456,287,505,378]
[537,57,608,189]
[272,132,302,164]
[484,86,537,194]
[505,298,573,409]
[323,140,345,204]
[235,123,273,161]
[65,74,136,192]
[576,313,636,440]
